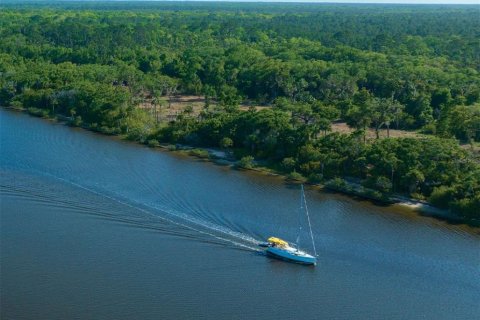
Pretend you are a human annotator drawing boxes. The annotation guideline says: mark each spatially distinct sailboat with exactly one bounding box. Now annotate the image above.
[261,185,317,265]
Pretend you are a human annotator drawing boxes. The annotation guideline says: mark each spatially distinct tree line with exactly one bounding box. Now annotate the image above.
[0,2,479,223]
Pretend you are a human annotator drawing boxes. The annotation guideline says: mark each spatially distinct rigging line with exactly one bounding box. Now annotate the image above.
[302,184,318,257]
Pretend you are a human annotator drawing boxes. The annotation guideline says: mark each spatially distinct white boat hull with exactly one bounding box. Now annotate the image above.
[266,246,317,265]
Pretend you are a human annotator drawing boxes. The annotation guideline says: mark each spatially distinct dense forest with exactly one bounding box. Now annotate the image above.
[1,1,479,223]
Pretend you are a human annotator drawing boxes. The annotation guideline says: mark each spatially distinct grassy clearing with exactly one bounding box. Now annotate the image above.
[139,95,423,140]
[138,95,266,121]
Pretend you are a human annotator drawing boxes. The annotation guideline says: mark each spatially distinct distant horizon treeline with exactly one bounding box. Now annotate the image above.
[0,2,479,222]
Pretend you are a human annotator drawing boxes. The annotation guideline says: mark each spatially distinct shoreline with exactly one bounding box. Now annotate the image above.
[158,143,475,229]
[4,106,478,229]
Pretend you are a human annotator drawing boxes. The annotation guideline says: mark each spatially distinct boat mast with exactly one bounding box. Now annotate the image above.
[296,185,303,249]
[302,185,317,257]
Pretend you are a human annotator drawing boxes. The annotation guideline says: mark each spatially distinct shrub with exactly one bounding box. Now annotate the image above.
[299,161,321,176]
[363,189,385,201]
[10,100,24,110]
[287,171,306,181]
[219,137,233,149]
[451,195,480,222]
[188,148,210,159]
[325,178,352,192]
[429,186,456,209]
[420,123,436,135]
[99,125,118,135]
[71,116,83,127]
[147,139,160,148]
[27,107,49,118]
[307,173,323,183]
[281,157,296,172]
[374,176,392,193]
[238,156,254,169]
[410,192,426,201]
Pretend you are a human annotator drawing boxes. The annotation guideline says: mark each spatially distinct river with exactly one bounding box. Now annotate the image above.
[1,109,479,319]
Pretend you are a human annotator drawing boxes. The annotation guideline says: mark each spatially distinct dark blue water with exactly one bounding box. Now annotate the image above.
[1,109,479,319]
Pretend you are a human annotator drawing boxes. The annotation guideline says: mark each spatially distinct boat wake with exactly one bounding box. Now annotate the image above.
[0,169,262,253]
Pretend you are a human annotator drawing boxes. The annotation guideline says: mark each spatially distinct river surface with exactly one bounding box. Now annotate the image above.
[1,109,479,320]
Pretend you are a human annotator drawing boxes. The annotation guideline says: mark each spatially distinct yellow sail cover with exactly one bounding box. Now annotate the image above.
[267,237,289,247]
